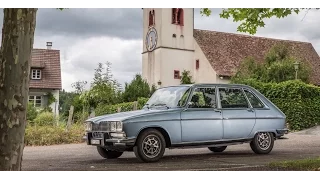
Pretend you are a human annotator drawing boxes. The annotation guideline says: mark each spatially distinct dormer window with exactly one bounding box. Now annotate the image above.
[149,10,155,27]
[31,69,41,80]
[172,8,184,26]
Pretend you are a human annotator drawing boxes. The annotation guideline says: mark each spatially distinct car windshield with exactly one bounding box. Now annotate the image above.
[145,86,191,108]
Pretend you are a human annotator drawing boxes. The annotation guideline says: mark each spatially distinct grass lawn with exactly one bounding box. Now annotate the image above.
[268,157,320,171]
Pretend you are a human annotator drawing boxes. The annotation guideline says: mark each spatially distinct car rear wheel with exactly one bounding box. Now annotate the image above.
[208,146,227,153]
[97,146,123,159]
[250,132,274,154]
[133,129,166,163]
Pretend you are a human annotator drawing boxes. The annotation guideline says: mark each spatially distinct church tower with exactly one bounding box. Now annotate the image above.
[142,8,195,88]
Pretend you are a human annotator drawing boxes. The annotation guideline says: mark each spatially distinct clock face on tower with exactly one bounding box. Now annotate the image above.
[145,27,158,52]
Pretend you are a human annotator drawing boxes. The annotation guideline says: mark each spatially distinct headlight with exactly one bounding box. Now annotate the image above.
[98,121,123,132]
[110,122,116,132]
[116,121,123,132]
[85,122,92,131]
[109,121,123,132]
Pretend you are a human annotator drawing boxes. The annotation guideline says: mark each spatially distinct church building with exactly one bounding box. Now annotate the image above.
[142,8,320,88]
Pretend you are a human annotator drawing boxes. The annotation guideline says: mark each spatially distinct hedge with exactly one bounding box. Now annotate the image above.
[95,80,320,131]
[236,79,320,131]
[25,123,85,146]
[95,97,149,116]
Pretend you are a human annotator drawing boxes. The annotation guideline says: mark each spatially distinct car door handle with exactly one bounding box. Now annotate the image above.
[247,108,254,112]
[214,109,221,112]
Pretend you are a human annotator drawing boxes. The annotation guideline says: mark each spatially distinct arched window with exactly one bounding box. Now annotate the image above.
[172,8,184,26]
[149,10,155,27]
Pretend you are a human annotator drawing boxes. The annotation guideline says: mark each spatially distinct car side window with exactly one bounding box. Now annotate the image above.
[188,87,217,108]
[178,88,191,106]
[244,89,265,108]
[219,88,249,109]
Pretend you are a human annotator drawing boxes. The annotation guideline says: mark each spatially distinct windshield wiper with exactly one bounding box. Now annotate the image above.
[150,103,170,109]
[144,103,150,109]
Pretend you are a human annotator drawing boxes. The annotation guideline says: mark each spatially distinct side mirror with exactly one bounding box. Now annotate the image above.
[186,101,194,108]
[183,102,193,111]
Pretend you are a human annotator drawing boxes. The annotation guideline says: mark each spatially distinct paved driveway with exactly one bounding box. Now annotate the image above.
[22,133,320,171]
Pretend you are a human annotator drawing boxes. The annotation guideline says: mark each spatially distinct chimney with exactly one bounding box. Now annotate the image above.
[46,42,52,49]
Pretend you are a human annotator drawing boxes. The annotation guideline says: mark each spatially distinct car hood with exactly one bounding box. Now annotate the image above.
[86,108,174,123]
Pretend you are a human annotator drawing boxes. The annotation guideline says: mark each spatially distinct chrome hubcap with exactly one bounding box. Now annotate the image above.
[142,135,161,158]
[257,132,271,150]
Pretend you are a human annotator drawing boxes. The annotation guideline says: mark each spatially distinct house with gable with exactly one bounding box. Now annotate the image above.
[142,8,320,87]
[28,42,62,117]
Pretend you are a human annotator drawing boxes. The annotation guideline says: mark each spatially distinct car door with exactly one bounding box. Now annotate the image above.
[180,86,223,143]
[242,88,275,135]
[218,87,256,140]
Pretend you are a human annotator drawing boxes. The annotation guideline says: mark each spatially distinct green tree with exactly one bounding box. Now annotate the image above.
[59,89,78,118]
[71,80,87,94]
[0,8,66,170]
[122,74,152,102]
[200,8,317,35]
[80,62,122,108]
[180,70,194,84]
[232,43,311,83]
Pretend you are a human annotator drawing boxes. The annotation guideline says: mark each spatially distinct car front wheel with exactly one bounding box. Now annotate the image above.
[133,129,166,163]
[208,146,227,153]
[250,132,274,154]
[97,146,123,159]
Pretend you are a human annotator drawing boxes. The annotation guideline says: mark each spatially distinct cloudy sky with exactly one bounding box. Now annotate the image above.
[1,8,320,92]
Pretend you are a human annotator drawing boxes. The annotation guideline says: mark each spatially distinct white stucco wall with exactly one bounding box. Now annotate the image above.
[142,8,231,88]
[142,8,195,88]
[50,90,59,118]
[28,89,60,117]
[193,41,231,84]
[142,8,162,51]
[160,48,194,87]
[142,50,162,87]
[142,8,194,52]
[193,41,218,83]
[159,8,194,50]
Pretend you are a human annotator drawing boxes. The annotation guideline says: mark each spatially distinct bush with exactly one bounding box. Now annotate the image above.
[73,111,89,123]
[95,97,149,116]
[33,111,56,126]
[235,79,320,99]
[27,102,38,123]
[232,43,312,84]
[25,123,85,146]
[235,79,320,131]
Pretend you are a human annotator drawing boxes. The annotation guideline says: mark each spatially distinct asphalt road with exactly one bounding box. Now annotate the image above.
[22,133,320,171]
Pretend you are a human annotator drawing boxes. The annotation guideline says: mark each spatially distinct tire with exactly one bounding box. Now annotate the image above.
[208,146,227,153]
[250,132,274,154]
[133,128,166,163]
[97,146,123,159]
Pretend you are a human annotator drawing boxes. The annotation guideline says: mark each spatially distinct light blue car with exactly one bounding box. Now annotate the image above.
[84,84,288,162]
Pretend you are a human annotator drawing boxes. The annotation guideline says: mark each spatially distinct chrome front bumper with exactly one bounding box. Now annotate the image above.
[84,132,136,150]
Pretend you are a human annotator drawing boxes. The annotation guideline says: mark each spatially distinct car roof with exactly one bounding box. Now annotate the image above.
[164,83,252,89]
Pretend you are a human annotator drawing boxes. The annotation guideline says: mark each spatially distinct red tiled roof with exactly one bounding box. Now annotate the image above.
[194,29,320,85]
[29,48,62,89]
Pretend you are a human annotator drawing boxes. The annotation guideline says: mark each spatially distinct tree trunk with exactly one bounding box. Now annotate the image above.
[0,8,37,171]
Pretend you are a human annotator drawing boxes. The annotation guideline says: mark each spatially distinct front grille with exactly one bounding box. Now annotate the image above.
[91,122,111,131]
[100,121,110,131]
[92,123,100,131]
[92,132,104,139]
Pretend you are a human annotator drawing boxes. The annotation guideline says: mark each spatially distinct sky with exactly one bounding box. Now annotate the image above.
[1,8,320,92]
